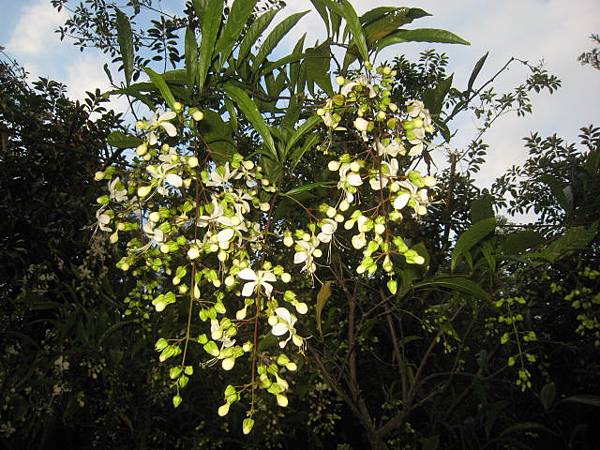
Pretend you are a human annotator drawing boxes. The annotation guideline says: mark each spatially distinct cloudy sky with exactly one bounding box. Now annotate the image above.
[2,0,599,192]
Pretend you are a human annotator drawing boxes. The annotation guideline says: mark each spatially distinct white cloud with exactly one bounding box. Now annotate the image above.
[64,55,130,116]
[6,0,67,55]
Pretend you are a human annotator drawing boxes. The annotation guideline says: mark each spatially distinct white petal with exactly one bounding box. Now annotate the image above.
[347,173,363,186]
[241,282,256,297]
[165,173,183,187]
[317,233,332,243]
[393,193,410,210]
[217,228,234,244]
[261,271,277,283]
[275,307,292,322]
[271,323,289,336]
[237,268,257,281]
[154,229,165,242]
[221,357,235,371]
[159,111,177,121]
[262,282,273,298]
[161,122,177,137]
[294,252,308,264]
[351,234,366,250]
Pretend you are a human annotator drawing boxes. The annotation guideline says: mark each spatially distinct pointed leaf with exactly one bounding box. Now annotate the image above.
[470,194,494,223]
[305,41,333,95]
[285,115,322,155]
[253,11,309,74]
[185,27,198,91]
[193,0,224,91]
[107,131,142,149]
[214,0,258,64]
[501,231,544,255]
[144,68,176,110]
[115,9,134,86]
[414,276,491,302]
[377,28,470,51]
[316,281,333,336]
[561,395,600,408]
[451,217,496,272]
[282,181,334,199]
[324,0,369,63]
[540,382,556,411]
[309,0,330,36]
[223,83,276,156]
[468,52,489,92]
[364,7,431,45]
[238,9,279,65]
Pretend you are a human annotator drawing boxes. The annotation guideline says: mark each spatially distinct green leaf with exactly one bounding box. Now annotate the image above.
[285,116,322,156]
[324,0,369,63]
[498,422,555,439]
[195,110,235,164]
[194,0,224,91]
[223,83,276,156]
[107,131,142,148]
[316,281,333,337]
[281,181,334,199]
[451,217,496,272]
[261,53,307,77]
[364,8,431,45]
[423,74,453,116]
[309,0,330,36]
[289,133,320,170]
[304,41,333,96]
[144,68,176,110]
[414,276,491,302]
[185,27,198,92]
[468,52,489,92]
[377,28,470,51]
[539,174,572,212]
[561,395,600,408]
[470,194,494,223]
[238,9,279,65]
[501,231,544,255]
[214,0,257,65]
[115,9,134,86]
[528,223,598,263]
[540,382,556,411]
[253,11,309,74]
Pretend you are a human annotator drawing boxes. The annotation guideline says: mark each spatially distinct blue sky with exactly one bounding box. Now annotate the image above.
[2,0,600,199]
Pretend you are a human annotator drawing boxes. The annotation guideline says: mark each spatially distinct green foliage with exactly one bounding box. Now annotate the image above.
[2,2,599,449]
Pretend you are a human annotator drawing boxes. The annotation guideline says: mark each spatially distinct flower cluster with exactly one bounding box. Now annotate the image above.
[95,104,307,433]
[292,65,437,292]
[95,63,439,434]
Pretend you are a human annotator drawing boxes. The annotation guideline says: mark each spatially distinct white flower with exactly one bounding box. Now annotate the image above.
[151,110,177,137]
[369,159,399,191]
[351,233,367,250]
[96,209,112,232]
[340,76,376,98]
[353,117,369,132]
[206,163,238,187]
[165,173,183,187]
[317,219,337,243]
[376,140,405,158]
[108,177,127,203]
[293,235,320,273]
[338,163,363,188]
[269,307,304,349]
[237,268,277,297]
[406,100,426,118]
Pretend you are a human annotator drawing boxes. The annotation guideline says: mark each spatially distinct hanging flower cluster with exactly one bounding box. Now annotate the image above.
[94,63,438,434]
[94,104,307,434]
[293,64,437,293]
